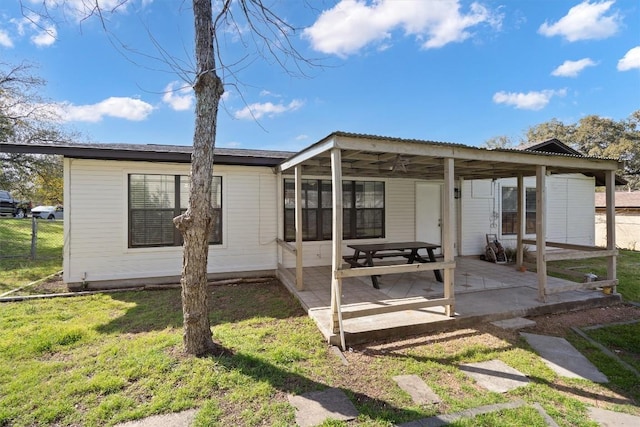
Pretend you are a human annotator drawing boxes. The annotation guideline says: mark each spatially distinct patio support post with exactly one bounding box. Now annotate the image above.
[294,165,304,290]
[330,148,346,350]
[516,173,525,267]
[443,157,455,316]
[605,169,617,291]
[535,165,547,301]
[456,177,464,257]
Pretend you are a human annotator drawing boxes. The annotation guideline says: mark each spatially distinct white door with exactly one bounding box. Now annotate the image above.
[416,182,442,252]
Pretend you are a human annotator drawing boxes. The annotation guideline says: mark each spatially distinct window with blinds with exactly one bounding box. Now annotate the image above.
[501,186,536,235]
[128,174,222,247]
[284,179,385,241]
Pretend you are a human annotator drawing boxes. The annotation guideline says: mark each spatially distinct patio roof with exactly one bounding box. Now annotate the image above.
[277,131,623,182]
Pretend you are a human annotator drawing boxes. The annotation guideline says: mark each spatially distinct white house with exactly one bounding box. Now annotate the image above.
[1,133,621,300]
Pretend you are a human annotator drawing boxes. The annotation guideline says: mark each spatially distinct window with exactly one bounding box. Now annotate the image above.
[284,179,385,241]
[501,186,536,235]
[129,174,222,247]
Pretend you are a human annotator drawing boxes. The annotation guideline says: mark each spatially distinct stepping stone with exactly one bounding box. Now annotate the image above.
[114,409,196,427]
[459,360,529,393]
[393,374,441,404]
[491,317,536,330]
[288,388,358,427]
[521,333,608,383]
[588,407,640,426]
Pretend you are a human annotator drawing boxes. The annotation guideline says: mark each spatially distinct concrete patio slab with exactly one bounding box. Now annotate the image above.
[279,258,620,346]
[491,317,537,330]
[588,407,640,426]
[114,409,196,427]
[393,375,440,405]
[459,360,530,393]
[521,333,608,383]
[288,388,358,427]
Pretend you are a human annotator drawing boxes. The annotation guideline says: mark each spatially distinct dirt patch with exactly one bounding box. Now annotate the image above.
[29,272,69,294]
[525,302,640,336]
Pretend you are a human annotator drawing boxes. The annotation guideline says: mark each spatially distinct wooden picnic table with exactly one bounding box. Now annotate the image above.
[344,241,443,289]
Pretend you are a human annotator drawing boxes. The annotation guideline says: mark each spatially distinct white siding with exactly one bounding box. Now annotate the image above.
[460,179,496,255]
[63,159,278,285]
[460,174,595,255]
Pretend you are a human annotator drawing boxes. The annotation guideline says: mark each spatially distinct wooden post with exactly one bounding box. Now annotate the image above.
[294,165,304,290]
[535,166,547,301]
[605,170,617,291]
[330,148,345,350]
[516,173,525,267]
[456,177,464,257]
[443,157,455,316]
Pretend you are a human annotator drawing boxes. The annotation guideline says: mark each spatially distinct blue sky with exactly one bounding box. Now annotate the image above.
[1,0,639,152]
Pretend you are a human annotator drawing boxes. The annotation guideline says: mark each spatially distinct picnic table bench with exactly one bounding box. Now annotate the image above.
[344,241,443,289]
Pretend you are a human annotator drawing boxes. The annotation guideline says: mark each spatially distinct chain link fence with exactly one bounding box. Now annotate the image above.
[0,217,64,260]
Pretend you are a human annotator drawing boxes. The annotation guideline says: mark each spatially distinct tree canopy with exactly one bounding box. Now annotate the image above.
[484,110,640,189]
[0,62,74,203]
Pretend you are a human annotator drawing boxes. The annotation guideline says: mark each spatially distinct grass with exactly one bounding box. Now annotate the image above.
[547,249,640,302]
[583,321,640,374]
[0,218,63,294]
[1,280,639,426]
[1,224,639,425]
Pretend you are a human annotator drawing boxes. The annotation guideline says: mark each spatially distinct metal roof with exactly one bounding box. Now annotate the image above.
[277,131,623,184]
[0,140,294,167]
[1,132,624,185]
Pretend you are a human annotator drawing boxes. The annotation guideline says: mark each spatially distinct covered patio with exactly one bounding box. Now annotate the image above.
[279,257,620,345]
[275,132,622,348]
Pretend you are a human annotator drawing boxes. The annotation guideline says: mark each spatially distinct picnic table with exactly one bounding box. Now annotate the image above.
[344,241,443,289]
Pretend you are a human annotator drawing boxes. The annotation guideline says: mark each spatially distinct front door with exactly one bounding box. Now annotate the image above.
[415,182,442,253]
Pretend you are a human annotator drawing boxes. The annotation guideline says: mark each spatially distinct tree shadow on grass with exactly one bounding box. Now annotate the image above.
[211,349,426,425]
[96,279,306,334]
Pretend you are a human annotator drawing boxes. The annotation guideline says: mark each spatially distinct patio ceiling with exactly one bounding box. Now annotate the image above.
[278,132,623,181]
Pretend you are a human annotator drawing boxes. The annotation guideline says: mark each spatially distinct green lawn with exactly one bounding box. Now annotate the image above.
[1,224,639,426]
[1,280,639,426]
[0,218,63,294]
[547,249,640,302]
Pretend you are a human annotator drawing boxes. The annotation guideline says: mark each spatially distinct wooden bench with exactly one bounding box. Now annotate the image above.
[343,250,412,268]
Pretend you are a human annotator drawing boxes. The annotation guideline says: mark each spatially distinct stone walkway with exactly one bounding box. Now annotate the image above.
[116,321,639,427]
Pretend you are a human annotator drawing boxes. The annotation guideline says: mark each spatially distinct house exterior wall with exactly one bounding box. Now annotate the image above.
[459,174,595,255]
[63,157,596,286]
[279,178,453,268]
[63,158,279,287]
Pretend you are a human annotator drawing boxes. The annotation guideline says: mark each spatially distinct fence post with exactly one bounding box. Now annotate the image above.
[30,216,38,260]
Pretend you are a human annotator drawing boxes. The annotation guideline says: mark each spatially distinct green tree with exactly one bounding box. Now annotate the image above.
[525,117,574,143]
[483,135,515,149]
[0,62,70,203]
[522,111,640,189]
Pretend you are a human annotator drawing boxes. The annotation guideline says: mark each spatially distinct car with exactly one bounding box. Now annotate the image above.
[0,190,31,218]
[31,205,64,220]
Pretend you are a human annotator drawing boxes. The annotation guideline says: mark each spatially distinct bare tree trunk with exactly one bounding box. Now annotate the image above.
[173,0,224,356]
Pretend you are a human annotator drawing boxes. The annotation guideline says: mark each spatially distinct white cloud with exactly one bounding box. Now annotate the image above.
[10,13,57,47]
[303,0,503,57]
[551,58,597,77]
[28,0,145,22]
[162,81,194,111]
[538,0,620,42]
[57,97,154,122]
[618,46,640,71]
[234,99,303,120]
[31,25,57,47]
[492,89,567,110]
[0,29,13,47]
